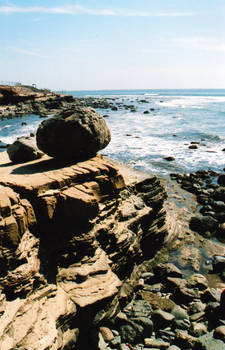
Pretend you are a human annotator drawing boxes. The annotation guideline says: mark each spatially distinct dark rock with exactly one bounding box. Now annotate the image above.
[168,346,181,350]
[131,317,153,338]
[212,187,225,202]
[151,309,175,330]
[153,263,183,281]
[189,215,218,235]
[189,145,198,149]
[218,175,225,186]
[120,322,143,344]
[187,273,208,291]
[171,305,189,321]
[123,300,152,319]
[191,323,208,337]
[212,201,225,212]
[21,122,27,126]
[174,319,191,331]
[214,326,225,342]
[164,156,175,161]
[7,136,43,163]
[167,277,197,304]
[212,256,225,273]
[143,110,150,114]
[111,106,118,111]
[194,331,225,350]
[175,330,197,349]
[36,107,111,160]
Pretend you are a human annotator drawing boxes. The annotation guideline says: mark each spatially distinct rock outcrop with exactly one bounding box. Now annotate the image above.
[0,85,113,119]
[7,136,43,163]
[0,151,167,349]
[36,107,111,160]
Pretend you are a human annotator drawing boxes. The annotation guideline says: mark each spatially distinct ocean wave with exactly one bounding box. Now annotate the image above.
[144,93,158,96]
[156,96,225,109]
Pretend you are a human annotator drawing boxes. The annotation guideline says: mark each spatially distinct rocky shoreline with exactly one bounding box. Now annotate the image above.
[0,85,115,120]
[0,86,225,349]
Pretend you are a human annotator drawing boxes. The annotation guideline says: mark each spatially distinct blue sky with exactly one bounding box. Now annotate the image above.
[0,0,225,90]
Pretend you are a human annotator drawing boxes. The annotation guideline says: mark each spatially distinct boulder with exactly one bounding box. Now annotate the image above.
[36,107,111,160]
[7,136,43,163]
[189,215,218,235]
[218,175,225,186]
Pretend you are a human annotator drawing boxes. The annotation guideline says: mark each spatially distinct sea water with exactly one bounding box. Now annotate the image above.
[1,89,225,176]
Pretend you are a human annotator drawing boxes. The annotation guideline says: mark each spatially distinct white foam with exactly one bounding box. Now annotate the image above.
[156,96,225,108]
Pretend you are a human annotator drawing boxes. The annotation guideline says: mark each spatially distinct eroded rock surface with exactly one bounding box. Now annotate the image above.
[0,152,167,349]
[36,107,111,160]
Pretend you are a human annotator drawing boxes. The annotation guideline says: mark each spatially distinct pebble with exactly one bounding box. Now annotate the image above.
[144,338,170,348]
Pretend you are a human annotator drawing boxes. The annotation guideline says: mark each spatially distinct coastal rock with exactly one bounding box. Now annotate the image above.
[0,151,168,349]
[194,331,225,350]
[189,215,218,235]
[36,107,111,160]
[218,175,225,186]
[7,136,43,163]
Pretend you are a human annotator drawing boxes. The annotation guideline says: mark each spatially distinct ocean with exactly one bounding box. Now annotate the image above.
[1,89,225,176]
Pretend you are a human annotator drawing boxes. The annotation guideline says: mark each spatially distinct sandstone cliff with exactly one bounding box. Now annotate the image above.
[0,151,167,349]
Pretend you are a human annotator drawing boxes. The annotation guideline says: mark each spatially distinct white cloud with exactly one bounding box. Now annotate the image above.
[0,5,196,17]
[173,37,225,53]
[8,46,48,58]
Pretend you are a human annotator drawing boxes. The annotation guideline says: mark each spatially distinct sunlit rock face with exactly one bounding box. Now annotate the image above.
[0,151,167,349]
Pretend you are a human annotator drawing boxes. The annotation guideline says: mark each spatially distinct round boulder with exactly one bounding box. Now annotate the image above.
[189,215,218,235]
[7,136,43,163]
[36,107,111,160]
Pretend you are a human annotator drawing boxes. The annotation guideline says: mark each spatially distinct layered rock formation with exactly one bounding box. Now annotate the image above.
[0,85,112,119]
[0,151,167,349]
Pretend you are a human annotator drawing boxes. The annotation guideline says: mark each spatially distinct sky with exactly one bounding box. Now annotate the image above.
[0,0,225,90]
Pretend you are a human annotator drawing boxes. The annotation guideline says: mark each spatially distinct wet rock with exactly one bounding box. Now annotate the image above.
[194,331,225,350]
[171,305,189,321]
[123,300,152,319]
[174,319,191,331]
[191,322,208,337]
[175,330,197,349]
[187,273,208,291]
[36,107,111,160]
[212,187,225,202]
[189,144,198,149]
[144,338,170,348]
[120,321,144,344]
[151,309,175,330]
[153,263,183,281]
[111,106,118,111]
[189,301,206,314]
[119,344,130,350]
[7,136,43,163]
[143,110,150,114]
[189,215,218,235]
[218,175,225,186]
[190,311,205,322]
[131,317,153,338]
[212,201,225,212]
[168,346,181,350]
[212,256,225,273]
[167,277,197,304]
[164,156,175,161]
[214,326,225,342]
